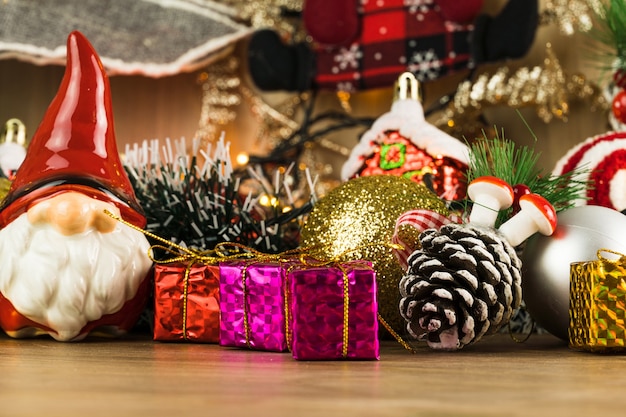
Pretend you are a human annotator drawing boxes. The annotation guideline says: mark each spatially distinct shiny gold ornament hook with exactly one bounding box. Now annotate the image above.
[394,72,421,102]
[1,118,27,146]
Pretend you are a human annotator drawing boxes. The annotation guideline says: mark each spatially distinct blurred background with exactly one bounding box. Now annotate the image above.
[0,0,614,197]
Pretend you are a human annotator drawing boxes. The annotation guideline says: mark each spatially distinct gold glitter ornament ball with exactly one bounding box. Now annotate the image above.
[301,175,449,337]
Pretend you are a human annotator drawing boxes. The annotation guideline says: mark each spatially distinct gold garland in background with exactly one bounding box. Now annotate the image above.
[221,0,304,39]
[194,0,305,150]
[433,43,608,138]
[195,55,241,143]
[195,54,305,153]
[194,53,346,195]
[194,0,352,196]
[240,86,303,151]
[194,53,346,197]
[539,0,600,35]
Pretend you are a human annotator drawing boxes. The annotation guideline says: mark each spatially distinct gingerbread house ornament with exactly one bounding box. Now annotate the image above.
[341,73,469,202]
[0,31,153,341]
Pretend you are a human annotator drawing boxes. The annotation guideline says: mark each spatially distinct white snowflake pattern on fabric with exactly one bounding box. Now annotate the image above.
[445,20,468,32]
[333,44,362,72]
[408,49,442,81]
[337,81,357,93]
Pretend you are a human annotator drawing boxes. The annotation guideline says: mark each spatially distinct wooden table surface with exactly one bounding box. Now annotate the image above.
[0,331,623,417]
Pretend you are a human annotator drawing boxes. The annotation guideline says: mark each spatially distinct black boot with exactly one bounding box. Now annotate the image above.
[471,0,539,64]
[247,29,315,92]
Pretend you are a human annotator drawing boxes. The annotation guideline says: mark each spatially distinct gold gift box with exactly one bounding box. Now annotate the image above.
[569,250,626,352]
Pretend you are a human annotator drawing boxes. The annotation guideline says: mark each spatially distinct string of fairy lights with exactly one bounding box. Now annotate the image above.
[192,0,610,191]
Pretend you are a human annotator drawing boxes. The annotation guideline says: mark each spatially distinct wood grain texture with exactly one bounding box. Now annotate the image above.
[0,333,622,417]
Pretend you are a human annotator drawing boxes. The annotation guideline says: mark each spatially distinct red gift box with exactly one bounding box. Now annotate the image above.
[288,260,380,360]
[153,262,220,342]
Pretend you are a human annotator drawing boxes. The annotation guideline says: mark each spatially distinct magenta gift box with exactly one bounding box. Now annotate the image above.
[219,261,288,352]
[288,260,380,360]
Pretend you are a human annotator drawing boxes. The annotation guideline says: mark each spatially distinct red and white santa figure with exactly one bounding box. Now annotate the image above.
[0,31,153,341]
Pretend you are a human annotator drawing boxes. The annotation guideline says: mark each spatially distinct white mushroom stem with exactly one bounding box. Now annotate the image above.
[469,194,506,227]
[498,193,557,247]
[467,176,514,228]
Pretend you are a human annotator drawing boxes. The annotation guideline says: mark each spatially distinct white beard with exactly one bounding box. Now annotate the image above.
[0,213,153,341]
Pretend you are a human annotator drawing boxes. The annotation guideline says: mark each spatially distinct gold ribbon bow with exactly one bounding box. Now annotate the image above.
[591,249,626,317]
[597,249,626,264]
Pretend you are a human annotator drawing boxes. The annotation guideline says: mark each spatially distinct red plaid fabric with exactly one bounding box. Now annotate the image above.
[313,0,476,91]
[392,208,463,269]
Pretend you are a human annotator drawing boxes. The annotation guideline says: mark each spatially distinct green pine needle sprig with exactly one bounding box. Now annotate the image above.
[467,128,591,227]
[468,128,541,186]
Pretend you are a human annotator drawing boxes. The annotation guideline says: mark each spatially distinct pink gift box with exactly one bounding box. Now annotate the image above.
[288,260,380,360]
[219,261,288,352]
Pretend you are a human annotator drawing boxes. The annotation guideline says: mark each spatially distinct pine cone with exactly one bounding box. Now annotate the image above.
[399,223,522,350]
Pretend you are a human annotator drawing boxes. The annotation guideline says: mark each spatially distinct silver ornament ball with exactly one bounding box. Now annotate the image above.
[521,205,626,341]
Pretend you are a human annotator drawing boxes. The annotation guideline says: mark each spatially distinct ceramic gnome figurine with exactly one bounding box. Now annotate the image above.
[0,31,153,341]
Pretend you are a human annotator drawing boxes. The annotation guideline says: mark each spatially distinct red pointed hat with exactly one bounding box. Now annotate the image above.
[0,31,145,228]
